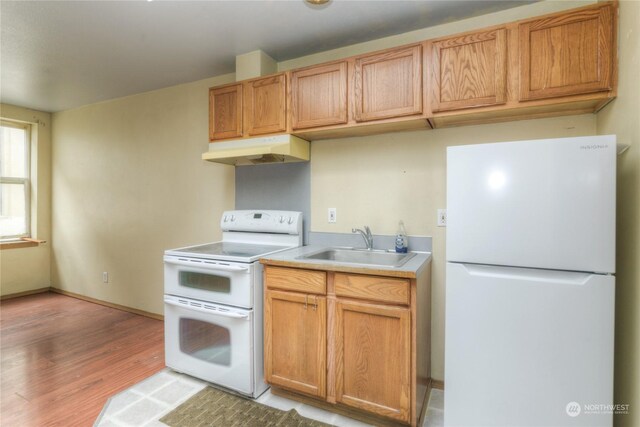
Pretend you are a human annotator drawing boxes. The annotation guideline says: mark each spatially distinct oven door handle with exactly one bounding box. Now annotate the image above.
[164,298,250,319]
[164,257,249,272]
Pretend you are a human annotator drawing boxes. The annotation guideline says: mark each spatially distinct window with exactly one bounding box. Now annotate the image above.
[0,120,31,240]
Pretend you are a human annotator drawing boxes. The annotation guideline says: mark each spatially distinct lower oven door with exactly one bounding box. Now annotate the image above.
[164,295,254,396]
[164,255,253,308]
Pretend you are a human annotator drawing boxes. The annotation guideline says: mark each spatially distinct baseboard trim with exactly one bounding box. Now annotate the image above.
[0,287,50,300]
[50,288,163,320]
[431,379,444,390]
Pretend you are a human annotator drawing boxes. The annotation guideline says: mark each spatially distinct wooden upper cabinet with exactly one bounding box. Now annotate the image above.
[207,4,617,139]
[354,45,423,122]
[244,74,287,136]
[519,3,614,101]
[335,299,411,423]
[291,62,348,130]
[209,84,243,141]
[264,289,326,399]
[430,28,508,112]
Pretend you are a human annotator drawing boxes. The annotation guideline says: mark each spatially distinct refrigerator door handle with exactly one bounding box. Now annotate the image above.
[457,263,596,285]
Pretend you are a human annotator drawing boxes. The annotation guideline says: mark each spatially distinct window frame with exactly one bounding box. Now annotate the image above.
[0,119,32,241]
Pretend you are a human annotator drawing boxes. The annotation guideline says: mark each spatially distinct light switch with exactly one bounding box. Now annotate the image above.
[437,209,447,227]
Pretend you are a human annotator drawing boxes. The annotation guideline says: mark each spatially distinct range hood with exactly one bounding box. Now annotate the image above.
[202,135,310,166]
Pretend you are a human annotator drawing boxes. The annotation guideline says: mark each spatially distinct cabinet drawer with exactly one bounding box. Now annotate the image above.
[265,266,327,295]
[335,273,409,305]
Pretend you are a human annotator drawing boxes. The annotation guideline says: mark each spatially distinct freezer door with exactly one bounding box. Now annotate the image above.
[447,135,616,273]
[444,262,614,427]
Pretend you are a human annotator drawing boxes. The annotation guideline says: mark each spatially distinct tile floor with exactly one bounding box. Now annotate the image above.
[95,369,444,427]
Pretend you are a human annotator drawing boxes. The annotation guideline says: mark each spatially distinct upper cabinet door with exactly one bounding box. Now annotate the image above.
[519,4,614,101]
[245,74,287,136]
[291,62,348,130]
[354,45,423,122]
[209,84,243,141]
[430,28,508,112]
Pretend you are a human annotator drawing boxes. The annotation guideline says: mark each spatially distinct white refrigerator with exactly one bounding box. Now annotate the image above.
[444,135,616,427]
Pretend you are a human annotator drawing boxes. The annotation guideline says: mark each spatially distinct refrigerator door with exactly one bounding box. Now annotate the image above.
[447,135,616,273]
[444,262,614,427]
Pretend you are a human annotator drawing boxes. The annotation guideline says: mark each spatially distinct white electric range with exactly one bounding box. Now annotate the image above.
[163,210,303,398]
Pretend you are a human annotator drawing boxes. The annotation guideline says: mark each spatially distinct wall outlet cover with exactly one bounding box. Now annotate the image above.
[328,208,337,223]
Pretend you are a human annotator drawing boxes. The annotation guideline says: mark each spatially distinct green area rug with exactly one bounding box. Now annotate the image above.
[160,387,334,427]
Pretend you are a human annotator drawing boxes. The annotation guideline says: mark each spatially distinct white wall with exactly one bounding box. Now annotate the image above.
[0,104,52,296]
[51,74,236,314]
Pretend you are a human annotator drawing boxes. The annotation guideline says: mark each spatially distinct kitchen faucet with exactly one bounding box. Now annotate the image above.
[352,226,373,250]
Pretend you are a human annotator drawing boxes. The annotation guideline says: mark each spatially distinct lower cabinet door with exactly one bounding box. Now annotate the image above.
[264,289,326,398]
[335,299,411,423]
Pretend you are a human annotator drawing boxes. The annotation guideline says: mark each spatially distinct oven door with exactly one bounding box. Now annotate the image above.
[164,295,254,396]
[164,255,253,308]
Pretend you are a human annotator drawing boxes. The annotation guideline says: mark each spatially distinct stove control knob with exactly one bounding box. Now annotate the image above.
[223,215,228,222]
[230,215,235,222]
[287,217,294,225]
[279,216,285,223]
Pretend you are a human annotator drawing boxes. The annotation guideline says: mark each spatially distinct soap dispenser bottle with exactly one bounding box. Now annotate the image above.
[395,221,408,253]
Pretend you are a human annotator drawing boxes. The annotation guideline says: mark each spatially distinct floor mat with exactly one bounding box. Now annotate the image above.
[160,386,334,427]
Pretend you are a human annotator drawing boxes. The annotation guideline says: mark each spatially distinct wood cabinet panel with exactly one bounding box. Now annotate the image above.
[265,266,327,295]
[335,299,411,423]
[291,62,348,130]
[208,4,616,142]
[519,3,614,100]
[354,45,423,122]
[209,84,243,141]
[430,28,507,112]
[265,289,326,398]
[334,273,409,305]
[245,74,287,135]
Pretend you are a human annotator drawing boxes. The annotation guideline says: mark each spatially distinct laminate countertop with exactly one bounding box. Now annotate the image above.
[259,245,431,279]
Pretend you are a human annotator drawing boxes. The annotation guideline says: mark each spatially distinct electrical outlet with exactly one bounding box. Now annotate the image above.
[437,209,447,227]
[103,272,109,283]
[328,208,337,223]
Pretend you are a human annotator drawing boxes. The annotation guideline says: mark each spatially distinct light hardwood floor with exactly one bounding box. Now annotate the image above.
[0,292,165,427]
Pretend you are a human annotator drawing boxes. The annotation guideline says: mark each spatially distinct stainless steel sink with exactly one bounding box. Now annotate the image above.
[297,248,416,268]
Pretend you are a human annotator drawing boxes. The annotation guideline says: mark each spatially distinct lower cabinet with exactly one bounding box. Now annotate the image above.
[335,299,411,423]
[264,289,326,398]
[263,265,430,426]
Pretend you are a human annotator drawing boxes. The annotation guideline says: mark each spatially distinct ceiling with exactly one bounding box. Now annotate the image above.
[1,0,533,113]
